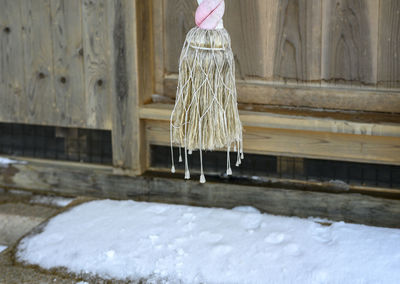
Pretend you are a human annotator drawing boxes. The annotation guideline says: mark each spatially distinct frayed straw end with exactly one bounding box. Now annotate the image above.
[185,171,191,180]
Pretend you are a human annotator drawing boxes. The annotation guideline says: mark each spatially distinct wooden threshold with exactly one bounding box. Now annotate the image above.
[140,103,400,165]
[0,157,400,228]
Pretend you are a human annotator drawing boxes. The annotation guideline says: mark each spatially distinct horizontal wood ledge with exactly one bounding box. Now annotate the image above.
[163,76,400,113]
[140,103,400,138]
[141,104,400,166]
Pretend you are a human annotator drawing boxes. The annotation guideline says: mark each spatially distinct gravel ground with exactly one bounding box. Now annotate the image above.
[0,189,112,284]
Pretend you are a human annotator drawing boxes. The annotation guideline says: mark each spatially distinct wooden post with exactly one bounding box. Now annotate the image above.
[108,0,152,175]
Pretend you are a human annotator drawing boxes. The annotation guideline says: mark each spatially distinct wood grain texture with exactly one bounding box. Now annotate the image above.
[1,159,400,228]
[378,0,400,89]
[223,0,269,79]
[164,0,197,73]
[0,0,24,123]
[50,0,86,127]
[108,0,147,173]
[153,0,165,95]
[164,76,400,113]
[140,103,400,138]
[145,120,400,166]
[20,0,56,125]
[273,0,322,82]
[164,0,269,79]
[82,0,112,129]
[321,0,379,85]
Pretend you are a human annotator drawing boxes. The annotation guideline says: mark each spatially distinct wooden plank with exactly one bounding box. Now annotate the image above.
[153,0,165,95]
[107,0,146,174]
[1,158,400,228]
[50,0,86,128]
[164,0,270,79]
[223,0,270,79]
[273,0,322,82]
[164,0,197,74]
[82,0,112,129]
[145,120,400,166]
[140,103,400,138]
[137,0,153,105]
[378,0,400,89]
[321,0,379,86]
[20,0,56,125]
[164,76,400,113]
[0,0,24,123]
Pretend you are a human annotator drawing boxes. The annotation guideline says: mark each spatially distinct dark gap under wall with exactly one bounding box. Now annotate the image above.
[151,145,400,189]
[0,122,112,165]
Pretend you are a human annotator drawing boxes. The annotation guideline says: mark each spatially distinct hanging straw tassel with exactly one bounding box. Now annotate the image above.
[170,0,243,183]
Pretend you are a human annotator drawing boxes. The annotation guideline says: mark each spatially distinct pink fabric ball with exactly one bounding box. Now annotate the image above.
[195,0,225,30]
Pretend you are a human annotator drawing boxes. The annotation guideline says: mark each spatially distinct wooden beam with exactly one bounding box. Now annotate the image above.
[140,103,400,138]
[164,76,400,113]
[145,119,400,166]
[108,0,149,174]
[0,158,399,228]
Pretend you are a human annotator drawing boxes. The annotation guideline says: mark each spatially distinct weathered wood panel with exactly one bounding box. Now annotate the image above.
[164,0,197,74]
[378,0,400,88]
[153,0,165,95]
[108,0,146,174]
[1,159,399,228]
[164,76,400,113]
[321,0,379,86]
[20,0,56,125]
[0,0,24,123]
[273,0,322,82]
[164,0,269,79]
[159,0,399,112]
[82,0,112,129]
[140,103,400,138]
[145,120,400,166]
[50,0,86,127]
[223,0,269,79]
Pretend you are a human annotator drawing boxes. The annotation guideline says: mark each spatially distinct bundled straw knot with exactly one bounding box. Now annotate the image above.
[195,0,225,30]
[170,0,242,183]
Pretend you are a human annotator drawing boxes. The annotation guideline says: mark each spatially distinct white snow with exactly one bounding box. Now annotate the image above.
[17,200,400,284]
[0,157,26,166]
[30,195,75,207]
[0,245,7,253]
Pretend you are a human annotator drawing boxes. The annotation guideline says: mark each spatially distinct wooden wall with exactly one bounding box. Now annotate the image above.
[0,0,149,173]
[1,0,400,173]
[0,0,115,129]
[158,0,400,112]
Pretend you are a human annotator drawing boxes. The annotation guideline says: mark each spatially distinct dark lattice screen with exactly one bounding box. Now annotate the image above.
[151,145,400,189]
[0,123,112,164]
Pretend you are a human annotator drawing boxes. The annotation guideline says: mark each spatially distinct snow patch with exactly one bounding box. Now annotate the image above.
[30,196,75,207]
[232,206,260,214]
[0,245,7,253]
[0,157,26,167]
[17,200,400,283]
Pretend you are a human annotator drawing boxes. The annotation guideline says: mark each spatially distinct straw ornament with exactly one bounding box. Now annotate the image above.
[170,0,243,183]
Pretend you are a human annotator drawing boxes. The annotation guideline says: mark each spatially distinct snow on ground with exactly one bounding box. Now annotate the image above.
[0,157,26,166]
[17,200,400,284]
[30,195,75,207]
[0,245,7,253]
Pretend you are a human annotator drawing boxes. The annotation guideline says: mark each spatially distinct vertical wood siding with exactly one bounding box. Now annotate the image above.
[162,0,400,112]
[0,0,116,129]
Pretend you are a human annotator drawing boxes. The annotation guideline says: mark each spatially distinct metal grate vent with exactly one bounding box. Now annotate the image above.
[151,145,400,189]
[0,122,112,165]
